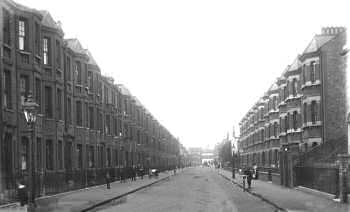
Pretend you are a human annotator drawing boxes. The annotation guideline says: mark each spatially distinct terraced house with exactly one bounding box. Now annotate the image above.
[0,0,181,204]
[238,27,347,189]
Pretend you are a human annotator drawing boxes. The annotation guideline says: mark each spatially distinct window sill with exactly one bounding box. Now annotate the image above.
[301,80,321,89]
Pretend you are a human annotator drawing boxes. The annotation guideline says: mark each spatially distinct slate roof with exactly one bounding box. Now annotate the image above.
[288,57,301,71]
[39,10,63,33]
[84,49,98,66]
[303,35,335,54]
[65,38,86,54]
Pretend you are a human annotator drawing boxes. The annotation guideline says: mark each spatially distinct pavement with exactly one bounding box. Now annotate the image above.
[218,168,350,212]
[0,171,173,212]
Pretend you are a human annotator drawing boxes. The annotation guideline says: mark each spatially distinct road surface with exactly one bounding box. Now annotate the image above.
[94,167,278,212]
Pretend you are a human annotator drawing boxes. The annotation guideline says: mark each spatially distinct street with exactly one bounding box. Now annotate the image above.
[94,167,277,212]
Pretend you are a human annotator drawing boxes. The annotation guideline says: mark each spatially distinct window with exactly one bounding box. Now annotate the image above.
[105,114,111,134]
[104,86,108,104]
[3,133,12,175]
[85,103,89,127]
[76,101,82,126]
[77,144,83,169]
[302,64,306,84]
[88,146,94,168]
[89,107,94,129]
[293,111,298,130]
[46,140,53,170]
[4,70,11,109]
[66,57,71,81]
[64,141,72,170]
[35,22,40,55]
[43,38,50,65]
[88,71,93,90]
[18,19,26,50]
[303,103,307,124]
[273,96,277,110]
[261,129,264,142]
[3,9,11,45]
[292,78,297,96]
[285,115,289,133]
[115,149,118,167]
[45,86,53,118]
[57,88,62,120]
[20,75,29,103]
[274,122,278,137]
[310,62,315,83]
[21,137,29,170]
[76,61,82,84]
[58,140,63,169]
[283,86,287,101]
[35,78,41,113]
[37,138,42,171]
[56,40,61,68]
[67,97,72,124]
[311,101,318,124]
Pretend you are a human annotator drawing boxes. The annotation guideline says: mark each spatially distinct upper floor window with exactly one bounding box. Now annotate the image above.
[273,122,278,137]
[310,62,316,83]
[43,37,50,65]
[285,114,289,132]
[311,101,318,124]
[20,75,29,102]
[88,71,93,90]
[302,64,306,84]
[3,9,11,45]
[56,40,61,68]
[303,103,307,124]
[76,61,82,84]
[18,19,27,50]
[293,111,298,130]
[45,86,53,118]
[273,96,277,110]
[67,97,72,124]
[65,56,71,81]
[283,86,287,100]
[4,70,12,109]
[76,100,82,126]
[292,78,298,96]
[56,88,62,120]
[35,78,41,113]
[35,22,40,55]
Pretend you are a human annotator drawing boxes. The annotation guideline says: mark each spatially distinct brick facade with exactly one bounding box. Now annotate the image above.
[0,0,181,204]
[238,27,347,186]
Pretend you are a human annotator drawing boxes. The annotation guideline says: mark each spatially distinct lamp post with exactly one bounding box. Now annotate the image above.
[23,91,39,211]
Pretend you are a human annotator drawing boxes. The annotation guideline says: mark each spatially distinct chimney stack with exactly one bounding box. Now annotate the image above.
[321,26,346,35]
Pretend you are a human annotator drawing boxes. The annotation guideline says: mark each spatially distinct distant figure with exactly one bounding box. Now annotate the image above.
[139,166,144,179]
[17,181,27,206]
[105,172,111,189]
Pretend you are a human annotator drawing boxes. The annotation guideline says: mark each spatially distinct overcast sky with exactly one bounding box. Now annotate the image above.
[17,0,350,149]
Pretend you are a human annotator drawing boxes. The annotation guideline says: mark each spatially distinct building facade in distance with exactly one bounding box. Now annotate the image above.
[0,0,181,204]
[238,27,347,187]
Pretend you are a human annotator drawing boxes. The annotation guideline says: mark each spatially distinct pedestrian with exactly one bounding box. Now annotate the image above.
[105,172,111,189]
[139,166,144,179]
[17,181,28,206]
[246,168,253,190]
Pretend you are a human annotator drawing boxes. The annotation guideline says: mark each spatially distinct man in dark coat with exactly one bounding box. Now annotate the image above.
[246,168,253,189]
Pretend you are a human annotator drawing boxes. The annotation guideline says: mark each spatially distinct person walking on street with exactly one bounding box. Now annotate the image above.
[246,168,253,190]
[105,171,111,189]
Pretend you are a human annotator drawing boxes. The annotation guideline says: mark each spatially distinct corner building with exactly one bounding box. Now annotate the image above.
[0,0,181,204]
[238,27,347,187]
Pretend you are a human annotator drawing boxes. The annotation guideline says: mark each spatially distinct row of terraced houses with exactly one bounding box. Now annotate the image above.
[237,27,347,191]
[0,0,181,204]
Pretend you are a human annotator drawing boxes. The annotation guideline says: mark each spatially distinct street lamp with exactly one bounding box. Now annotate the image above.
[22,91,39,210]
